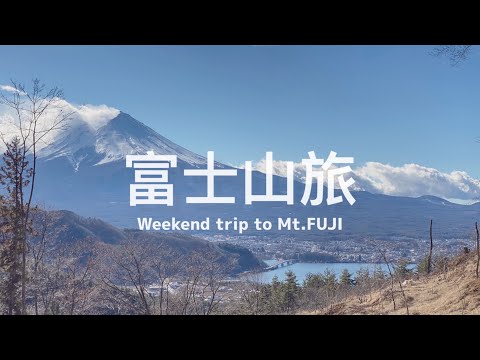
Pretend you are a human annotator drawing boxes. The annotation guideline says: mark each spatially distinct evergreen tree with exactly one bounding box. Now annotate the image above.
[0,137,32,314]
[0,79,71,314]
[267,275,283,314]
[354,268,370,287]
[416,255,429,275]
[339,269,353,287]
[271,275,281,289]
[303,272,323,288]
[321,269,337,297]
[282,270,298,313]
[394,259,411,280]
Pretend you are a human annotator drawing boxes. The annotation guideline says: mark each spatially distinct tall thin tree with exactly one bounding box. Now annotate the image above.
[0,137,32,314]
[0,79,73,313]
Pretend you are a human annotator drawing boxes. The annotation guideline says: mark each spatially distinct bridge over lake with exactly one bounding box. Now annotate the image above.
[264,259,297,271]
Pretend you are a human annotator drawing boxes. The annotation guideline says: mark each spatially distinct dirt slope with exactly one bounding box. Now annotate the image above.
[321,254,480,315]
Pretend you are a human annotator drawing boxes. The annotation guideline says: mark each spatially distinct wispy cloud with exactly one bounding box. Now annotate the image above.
[0,98,119,151]
[0,84,26,95]
[242,158,480,201]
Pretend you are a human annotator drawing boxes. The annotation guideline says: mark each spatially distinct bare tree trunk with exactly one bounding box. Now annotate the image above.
[427,219,433,274]
[18,141,27,315]
[476,222,479,278]
[21,138,36,314]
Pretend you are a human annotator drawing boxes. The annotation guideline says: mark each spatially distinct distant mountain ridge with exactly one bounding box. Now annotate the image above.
[26,111,480,240]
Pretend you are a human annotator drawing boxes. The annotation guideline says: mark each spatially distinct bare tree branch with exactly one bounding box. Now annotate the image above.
[431,45,472,66]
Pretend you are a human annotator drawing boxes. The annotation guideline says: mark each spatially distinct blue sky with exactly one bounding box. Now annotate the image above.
[1,45,480,177]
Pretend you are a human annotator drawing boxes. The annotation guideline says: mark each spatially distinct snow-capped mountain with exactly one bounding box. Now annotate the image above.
[2,108,479,240]
[38,112,207,169]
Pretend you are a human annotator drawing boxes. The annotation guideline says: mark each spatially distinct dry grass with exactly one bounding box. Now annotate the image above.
[313,253,480,315]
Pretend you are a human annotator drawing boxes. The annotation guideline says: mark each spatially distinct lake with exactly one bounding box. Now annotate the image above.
[258,261,390,283]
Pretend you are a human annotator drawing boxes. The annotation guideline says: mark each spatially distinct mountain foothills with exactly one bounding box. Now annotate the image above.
[35,209,264,274]
[8,111,478,240]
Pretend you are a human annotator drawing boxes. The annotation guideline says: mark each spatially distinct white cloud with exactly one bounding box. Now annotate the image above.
[242,158,480,201]
[354,162,480,200]
[0,84,26,95]
[0,84,16,92]
[0,98,119,151]
[61,102,120,131]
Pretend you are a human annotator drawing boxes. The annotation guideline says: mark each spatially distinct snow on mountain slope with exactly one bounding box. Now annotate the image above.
[38,111,207,168]
[0,102,119,153]
[1,99,207,169]
[92,112,207,166]
[38,118,100,171]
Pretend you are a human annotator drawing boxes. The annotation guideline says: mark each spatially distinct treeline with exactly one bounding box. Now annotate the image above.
[229,267,387,314]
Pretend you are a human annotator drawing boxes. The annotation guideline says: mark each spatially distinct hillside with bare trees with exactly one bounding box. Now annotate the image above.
[313,253,480,315]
